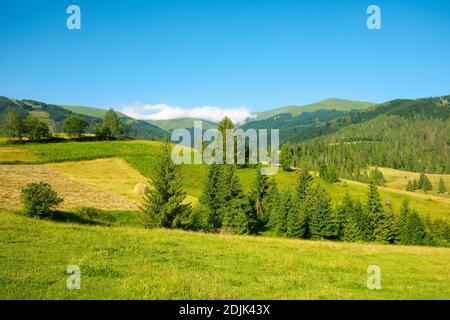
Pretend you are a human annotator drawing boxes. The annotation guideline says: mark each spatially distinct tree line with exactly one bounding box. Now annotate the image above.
[0,107,132,142]
[141,120,450,248]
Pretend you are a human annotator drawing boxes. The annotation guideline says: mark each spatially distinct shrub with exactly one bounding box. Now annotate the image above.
[21,182,63,217]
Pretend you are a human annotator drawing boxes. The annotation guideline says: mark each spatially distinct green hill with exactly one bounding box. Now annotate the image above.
[149,118,216,131]
[0,97,168,140]
[62,105,129,119]
[254,98,374,120]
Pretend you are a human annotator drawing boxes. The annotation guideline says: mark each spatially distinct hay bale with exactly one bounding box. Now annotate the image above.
[133,182,148,194]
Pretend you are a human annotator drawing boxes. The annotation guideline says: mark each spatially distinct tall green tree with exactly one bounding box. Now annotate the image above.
[279,143,293,171]
[366,181,384,240]
[200,163,224,230]
[308,184,338,240]
[249,165,270,221]
[23,115,50,141]
[220,165,254,234]
[401,210,425,245]
[418,173,432,192]
[1,107,21,143]
[269,189,290,235]
[141,141,190,228]
[343,199,371,242]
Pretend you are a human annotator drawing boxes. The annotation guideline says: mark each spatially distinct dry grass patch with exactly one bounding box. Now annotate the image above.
[0,146,38,162]
[0,164,139,210]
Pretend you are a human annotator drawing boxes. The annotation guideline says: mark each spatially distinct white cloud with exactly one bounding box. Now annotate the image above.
[120,103,255,124]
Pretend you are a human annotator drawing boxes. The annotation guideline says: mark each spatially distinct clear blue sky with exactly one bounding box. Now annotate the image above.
[1,0,449,112]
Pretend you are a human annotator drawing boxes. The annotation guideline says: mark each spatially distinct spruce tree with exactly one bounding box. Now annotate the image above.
[397,198,411,243]
[438,177,446,194]
[412,179,418,190]
[279,143,293,171]
[343,200,371,242]
[249,165,269,220]
[418,173,432,192]
[366,181,384,240]
[263,179,280,227]
[374,198,397,244]
[200,163,224,230]
[287,197,309,238]
[141,141,190,228]
[406,180,414,192]
[295,169,313,202]
[220,165,254,234]
[270,189,291,235]
[401,210,425,245]
[336,193,353,239]
[309,185,338,240]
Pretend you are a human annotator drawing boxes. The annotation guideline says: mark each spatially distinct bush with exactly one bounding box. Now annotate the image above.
[21,182,63,217]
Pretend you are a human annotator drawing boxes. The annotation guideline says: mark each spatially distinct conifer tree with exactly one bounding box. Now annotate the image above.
[220,165,254,234]
[287,198,309,238]
[295,169,313,202]
[401,210,425,245]
[200,163,224,230]
[269,189,291,235]
[141,141,190,228]
[366,181,384,240]
[279,143,293,171]
[249,165,269,220]
[374,198,397,244]
[397,198,411,243]
[336,193,353,239]
[418,173,432,192]
[343,200,371,242]
[406,180,414,192]
[263,179,280,227]
[438,177,446,194]
[412,179,418,190]
[309,185,338,240]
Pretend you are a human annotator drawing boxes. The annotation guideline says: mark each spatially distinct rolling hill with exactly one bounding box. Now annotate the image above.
[253,98,374,120]
[0,97,168,140]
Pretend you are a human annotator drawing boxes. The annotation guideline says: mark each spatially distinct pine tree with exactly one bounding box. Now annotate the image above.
[295,169,313,202]
[263,179,280,227]
[406,180,414,192]
[309,185,338,240]
[366,181,384,240]
[401,210,425,245]
[249,165,269,220]
[343,200,371,242]
[279,143,293,171]
[397,198,410,243]
[418,173,432,192]
[200,164,224,230]
[438,177,447,194]
[412,179,418,190]
[141,141,190,228]
[374,198,397,244]
[220,165,254,234]
[269,189,291,235]
[336,192,353,239]
[287,198,309,238]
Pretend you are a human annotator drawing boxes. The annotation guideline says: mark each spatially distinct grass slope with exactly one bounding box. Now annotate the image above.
[1,211,449,299]
[61,105,129,119]
[254,98,374,120]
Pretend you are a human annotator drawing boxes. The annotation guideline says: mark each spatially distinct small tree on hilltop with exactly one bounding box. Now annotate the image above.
[141,141,190,228]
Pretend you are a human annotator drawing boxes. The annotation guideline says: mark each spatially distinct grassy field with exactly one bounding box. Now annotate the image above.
[378,167,450,198]
[1,210,449,300]
[1,140,449,221]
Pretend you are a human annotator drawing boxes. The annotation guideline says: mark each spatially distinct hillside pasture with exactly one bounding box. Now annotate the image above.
[0,210,449,299]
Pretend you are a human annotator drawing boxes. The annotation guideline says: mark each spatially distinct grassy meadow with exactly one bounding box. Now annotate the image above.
[1,139,450,299]
[1,210,449,300]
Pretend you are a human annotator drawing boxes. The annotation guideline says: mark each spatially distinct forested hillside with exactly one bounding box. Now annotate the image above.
[0,97,168,140]
[283,96,450,174]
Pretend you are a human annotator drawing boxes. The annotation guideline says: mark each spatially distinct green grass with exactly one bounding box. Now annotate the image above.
[254,98,375,120]
[61,105,129,119]
[1,210,449,299]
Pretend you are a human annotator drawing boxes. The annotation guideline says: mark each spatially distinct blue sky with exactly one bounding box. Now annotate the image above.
[1,0,449,119]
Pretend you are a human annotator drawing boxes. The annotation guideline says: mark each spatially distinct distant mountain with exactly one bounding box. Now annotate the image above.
[253,98,374,120]
[0,97,168,140]
[149,118,216,131]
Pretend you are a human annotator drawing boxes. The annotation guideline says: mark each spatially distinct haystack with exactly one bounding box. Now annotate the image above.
[133,181,148,194]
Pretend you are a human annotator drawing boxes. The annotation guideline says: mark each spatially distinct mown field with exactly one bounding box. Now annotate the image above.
[1,210,449,299]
